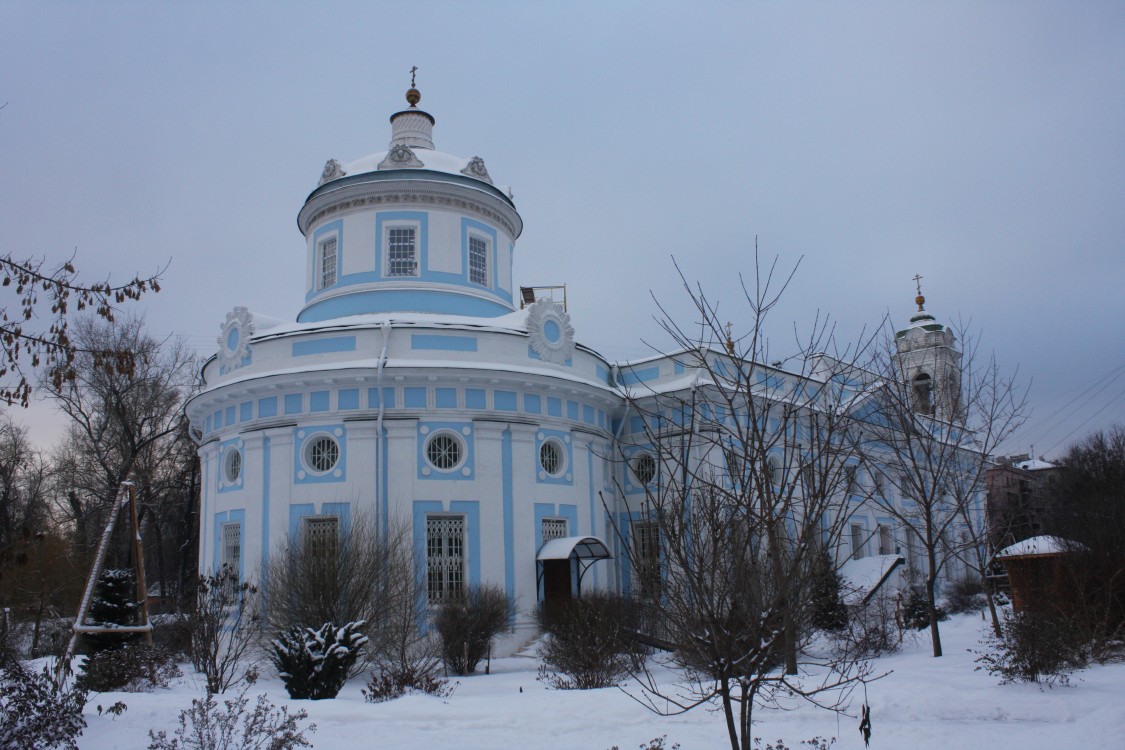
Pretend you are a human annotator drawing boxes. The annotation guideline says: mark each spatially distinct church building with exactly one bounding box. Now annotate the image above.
[186,81,976,651]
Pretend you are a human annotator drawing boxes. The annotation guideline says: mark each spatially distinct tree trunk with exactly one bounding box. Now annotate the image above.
[926,558,943,657]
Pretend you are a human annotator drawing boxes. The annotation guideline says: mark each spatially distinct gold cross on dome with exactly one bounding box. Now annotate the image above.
[410,66,418,88]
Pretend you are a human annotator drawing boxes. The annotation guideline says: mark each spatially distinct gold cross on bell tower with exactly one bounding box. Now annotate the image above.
[913,274,926,311]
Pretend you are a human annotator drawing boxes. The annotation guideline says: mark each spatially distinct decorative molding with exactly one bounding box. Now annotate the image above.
[460,156,493,185]
[218,306,254,371]
[318,159,346,186]
[526,299,575,365]
[378,144,425,170]
[301,183,521,238]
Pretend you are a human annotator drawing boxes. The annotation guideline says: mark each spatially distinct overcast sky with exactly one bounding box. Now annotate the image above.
[2,1,1122,459]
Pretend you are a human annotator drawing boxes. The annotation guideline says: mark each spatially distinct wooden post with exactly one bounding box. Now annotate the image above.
[126,482,153,646]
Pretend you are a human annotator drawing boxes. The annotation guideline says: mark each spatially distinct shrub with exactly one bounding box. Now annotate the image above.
[190,566,261,694]
[975,609,1089,685]
[808,550,849,632]
[537,592,641,689]
[752,739,836,750]
[0,660,87,750]
[77,642,183,693]
[944,576,986,614]
[900,584,946,630]
[606,737,680,750]
[361,663,455,702]
[270,621,367,700]
[147,686,315,750]
[835,593,901,658]
[433,584,513,676]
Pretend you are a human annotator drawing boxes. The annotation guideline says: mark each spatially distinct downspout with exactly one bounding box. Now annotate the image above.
[375,322,393,530]
[610,364,629,593]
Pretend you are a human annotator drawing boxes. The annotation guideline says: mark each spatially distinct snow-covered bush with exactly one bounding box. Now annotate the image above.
[943,576,987,614]
[0,660,87,750]
[84,568,141,654]
[76,642,182,692]
[835,593,901,658]
[361,663,455,702]
[270,621,367,700]
[190,566,261,694]
[433,584,513,676]
[975,609,1088,685]
[146,686,314,750]
[537,592,642,689]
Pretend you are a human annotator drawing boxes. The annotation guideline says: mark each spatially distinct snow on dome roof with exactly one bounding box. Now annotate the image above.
[996,535,1075,558]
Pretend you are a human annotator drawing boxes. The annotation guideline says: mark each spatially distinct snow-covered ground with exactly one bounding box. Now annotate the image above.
[74,613,1125,749]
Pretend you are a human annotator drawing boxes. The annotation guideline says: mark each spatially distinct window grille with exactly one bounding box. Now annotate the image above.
[539,440,564,476]
[541,518,567,544]
[319,237,337,289]
[633,521,660,598]
[426,433,462,470]
[426,515,465,603]
[632,454,656,486]
[851,523,865,560]
[223,448,241,484]
[846,465,859,495]
[873,471,886,497]
[303,516,339,561]
[468,236,488,286]
[221,522,241,572]
[388,227,417,276]
[304,435,339,473]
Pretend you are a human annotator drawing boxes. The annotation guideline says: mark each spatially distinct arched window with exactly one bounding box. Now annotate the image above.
[912,373,934,415]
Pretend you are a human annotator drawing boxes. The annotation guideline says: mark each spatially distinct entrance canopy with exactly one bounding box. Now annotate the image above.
[537,535,612,562]
[535,536,612,600]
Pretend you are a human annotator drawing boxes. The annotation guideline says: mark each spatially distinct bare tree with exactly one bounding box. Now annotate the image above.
[856,317,1028,655]
[41,315,196,568]
[0,254,160,407]
[609,256,878,750]
[190,565,261,695]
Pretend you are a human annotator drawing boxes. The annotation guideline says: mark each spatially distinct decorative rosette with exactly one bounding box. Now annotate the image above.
[217,306,253,371]
[526,299,575,365]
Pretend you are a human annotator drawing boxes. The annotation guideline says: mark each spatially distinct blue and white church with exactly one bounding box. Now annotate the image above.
[186,82,975,651]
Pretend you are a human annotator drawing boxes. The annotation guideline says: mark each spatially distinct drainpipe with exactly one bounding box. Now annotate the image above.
[375,322,393,529]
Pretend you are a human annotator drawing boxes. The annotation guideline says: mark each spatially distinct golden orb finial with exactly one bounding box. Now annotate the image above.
[912,274,925,311]
[406,65,421,107]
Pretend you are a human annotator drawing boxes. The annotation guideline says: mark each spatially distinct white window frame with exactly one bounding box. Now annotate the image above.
[222,446,242,484]
[468,234,489,287]
[384,223,420,277]
[632,521,660,598]
[302,516,339,561]
[426,514,465,604]
[539,438,566,477]
[221,521,241,572]
[318,235,338,290]
[425,431,465,473]
[851,522,865,560]
[302,434,340,475]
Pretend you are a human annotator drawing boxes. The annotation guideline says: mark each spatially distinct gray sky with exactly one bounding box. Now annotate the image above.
[2,1,1123,459]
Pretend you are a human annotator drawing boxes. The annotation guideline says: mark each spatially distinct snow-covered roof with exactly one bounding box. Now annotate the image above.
[839,554,904,606]
[1015,458,1056,471]
[251,308,533,342]
[996,535,1074,558]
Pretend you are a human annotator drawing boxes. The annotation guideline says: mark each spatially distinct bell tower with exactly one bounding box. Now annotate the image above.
[894,277,962,421]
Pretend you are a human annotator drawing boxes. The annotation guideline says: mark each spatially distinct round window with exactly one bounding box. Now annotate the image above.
[539,439,565,476]
[426,432,463,471]
[632,453,656,486]
[223,447,242,483]
[303,434,340,474]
